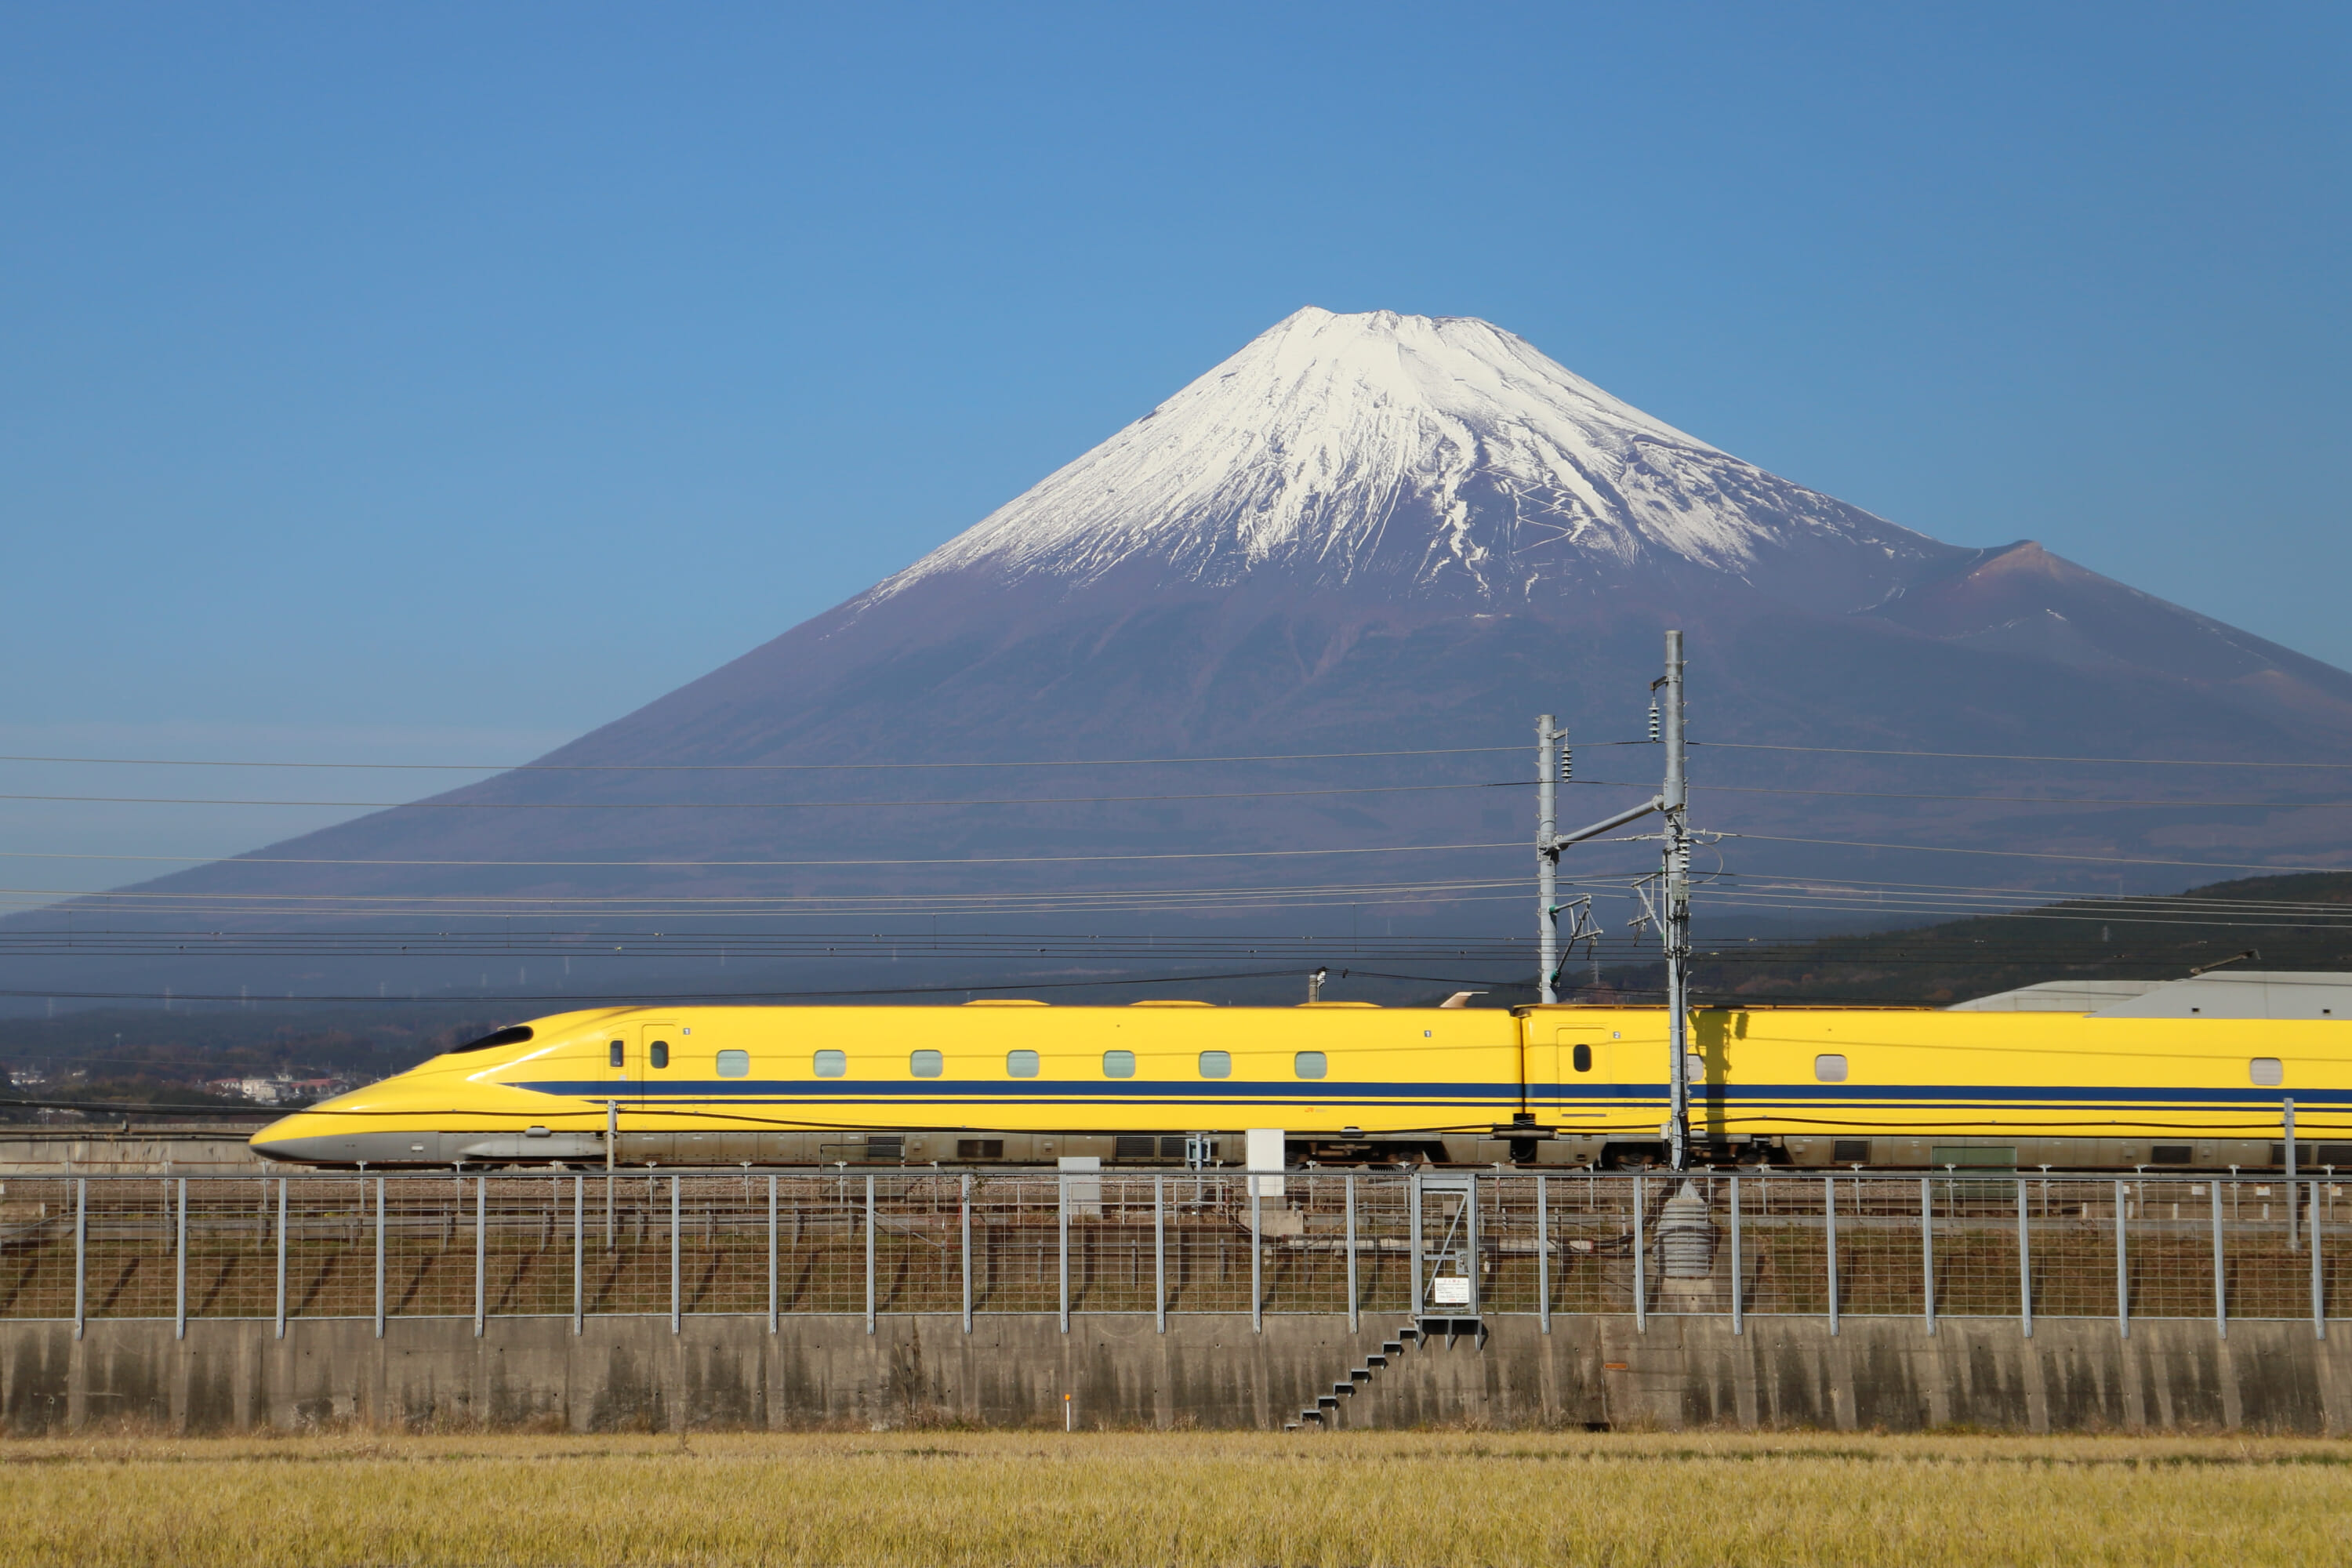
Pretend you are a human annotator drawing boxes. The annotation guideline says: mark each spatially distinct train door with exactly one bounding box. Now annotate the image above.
[635,1022,680,1102]
[1548,1024,1613,1112]
[598,1023,634,1100]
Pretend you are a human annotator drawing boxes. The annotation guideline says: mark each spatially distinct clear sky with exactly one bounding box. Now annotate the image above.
[5,2,2347,885]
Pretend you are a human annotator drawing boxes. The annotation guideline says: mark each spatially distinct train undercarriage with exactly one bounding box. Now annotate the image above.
[381,1124,2336,1174]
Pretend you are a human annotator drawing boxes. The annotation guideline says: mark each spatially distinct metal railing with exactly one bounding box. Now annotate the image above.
[0,1169,2336,1339]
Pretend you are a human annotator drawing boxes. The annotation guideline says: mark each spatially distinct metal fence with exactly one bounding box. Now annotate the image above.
[0,1170,2338,1339]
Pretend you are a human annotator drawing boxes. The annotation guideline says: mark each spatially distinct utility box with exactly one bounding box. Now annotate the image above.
[1057,1154,1101,1217]
[1246,1127,1285,1198]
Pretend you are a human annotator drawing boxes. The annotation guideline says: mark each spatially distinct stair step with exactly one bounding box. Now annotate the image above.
[1317,1394,1339,1409]
[1381,1342,1404,1356]
[1348,1367,1373,1382]
[1365,1353,1388,1367]
[1333,1382,1356,1397]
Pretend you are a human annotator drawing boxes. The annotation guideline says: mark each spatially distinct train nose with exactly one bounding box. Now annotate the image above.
[249,1116,437,1166]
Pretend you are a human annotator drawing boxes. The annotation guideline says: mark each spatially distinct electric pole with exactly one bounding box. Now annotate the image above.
[1537,714,1559,1004]
[1658,630,1692,1171]
[1534,629,1697,1168]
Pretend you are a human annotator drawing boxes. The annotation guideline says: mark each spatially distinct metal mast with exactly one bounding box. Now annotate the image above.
[1537,714,1559,1004]
[1534,629,1696,1167]
[1658,630,1692,1171]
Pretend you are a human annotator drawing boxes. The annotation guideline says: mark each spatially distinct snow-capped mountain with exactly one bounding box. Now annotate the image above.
[866,307,1958,608]
[20,307,2352,1003]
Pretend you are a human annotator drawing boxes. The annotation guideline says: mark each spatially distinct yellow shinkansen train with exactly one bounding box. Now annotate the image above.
[248,999,2350,1172]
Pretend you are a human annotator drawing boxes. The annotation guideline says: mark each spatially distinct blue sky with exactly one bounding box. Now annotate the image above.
[4,2,2347,884]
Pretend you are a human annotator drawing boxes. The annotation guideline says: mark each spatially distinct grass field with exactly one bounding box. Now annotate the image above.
[3,1429,2348,1566]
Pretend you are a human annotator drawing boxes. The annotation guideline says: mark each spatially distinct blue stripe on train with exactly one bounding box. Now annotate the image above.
[513,1076,2343,1111]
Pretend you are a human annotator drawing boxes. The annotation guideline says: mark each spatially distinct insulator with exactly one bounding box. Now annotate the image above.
[1559,746,1572,782]
[1647,702,1661,742]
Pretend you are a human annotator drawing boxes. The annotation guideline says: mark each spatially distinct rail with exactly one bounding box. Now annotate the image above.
[0,1169,2336,1341]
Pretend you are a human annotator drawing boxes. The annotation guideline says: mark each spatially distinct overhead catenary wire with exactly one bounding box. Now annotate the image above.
[16,774,2352,816]
[0,744,1567,772]
[0,838,1539,873]
[5,737,2336,772]
[0,781,1524,810]
[1693,741,2352,769]
[1723,832,2352,876]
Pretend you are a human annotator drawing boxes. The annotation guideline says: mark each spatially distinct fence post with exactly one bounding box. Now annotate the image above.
[766,1174,779,1334]
[960,1174,974,1334]
[1057,1173,1070,1335]
[2114,1178,2129,1339]
[474,1177,487,1338]
[275,1177,289,1340]
[1465,1174,1482,1318]
[1921,1175,1936,1335]
[670,1176,681,1335]
[1408,1173,1425,1319]
[1824,1175,1839,1338]
[174,1178,187,1342]
[2212,1177,2228,1340]
[2288,1098,2299,1250]
[1250,1177,1264,1335]
[1154,1173,1167,1335]
[864,1174,877,1336]
[2313,1175,2327,1341]
[1535,1174,1548,1335]
[573,1174,584,1336]
[2015,1177,2033,1338]
[1632,1174,1646,1334]
[373,1177,385,1339]
[1728,1174,1741,1338]
[73,1177,86,1341]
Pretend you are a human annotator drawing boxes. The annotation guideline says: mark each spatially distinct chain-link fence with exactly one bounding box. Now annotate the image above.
[0,1170,2339,1335]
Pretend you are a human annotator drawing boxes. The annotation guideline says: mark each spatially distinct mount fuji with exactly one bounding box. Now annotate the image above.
[28,307,2352,996]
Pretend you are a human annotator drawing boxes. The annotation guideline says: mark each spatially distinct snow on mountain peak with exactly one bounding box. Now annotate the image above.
[866,307,1937,604]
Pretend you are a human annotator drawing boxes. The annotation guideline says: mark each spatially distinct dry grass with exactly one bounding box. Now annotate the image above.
[2,1428,2349,1566]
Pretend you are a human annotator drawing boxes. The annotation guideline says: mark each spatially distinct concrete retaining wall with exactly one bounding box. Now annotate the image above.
[0,1131,265,1177]
[4,1312,2345,1434]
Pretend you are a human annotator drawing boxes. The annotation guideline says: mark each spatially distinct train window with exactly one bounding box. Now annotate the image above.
[956,1139,1004,1160]
[1007,1049,1040,1078]
[1102,1049,1136,1078]
[649,1041,670,1069]
[910,1049,943,1078]
[1294,1051,1327,1080]
[813,1050,847,1078]
[715,1050,750,1078]
[1571,1044,1592,1073]
[1813,1054,1849,1083]
[608,1040,624,1069]
[2251,1058,2285,1087]
[1198,1051,1232,1079]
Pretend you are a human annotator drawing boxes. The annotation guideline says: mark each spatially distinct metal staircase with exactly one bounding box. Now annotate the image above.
[1283,1171,1490,1431]
[1283,1314,1486,1430]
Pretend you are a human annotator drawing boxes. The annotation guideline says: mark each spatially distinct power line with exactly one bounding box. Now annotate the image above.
[0,745,1533,772]
[1690,785,2352,809]
[18,772,2344,816]
[1726,831,2352,876]
[0,781,1521,810]
[0,838,1534,874]
[0,967,1495,1004]
[1693,742,2352,769]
